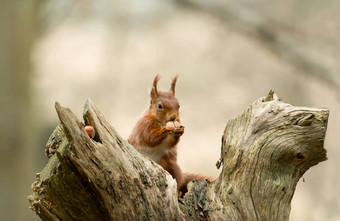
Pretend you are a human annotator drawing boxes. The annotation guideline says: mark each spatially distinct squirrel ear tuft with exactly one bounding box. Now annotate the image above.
[150,74,160,101]
[170,75,178,96]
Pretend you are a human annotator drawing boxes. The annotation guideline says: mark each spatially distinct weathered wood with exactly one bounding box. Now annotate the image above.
[29,91,328,221]
[184,90,328,221]
[29,100,182,221]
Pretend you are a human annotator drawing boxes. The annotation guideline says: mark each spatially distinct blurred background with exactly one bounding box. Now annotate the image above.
[1,0,339,220]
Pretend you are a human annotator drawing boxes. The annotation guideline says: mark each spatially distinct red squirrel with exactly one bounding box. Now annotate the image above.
[128,75,212,195]
[85,75,212,195]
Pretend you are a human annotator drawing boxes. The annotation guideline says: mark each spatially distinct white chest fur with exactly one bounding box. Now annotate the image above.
[137,137,170,163]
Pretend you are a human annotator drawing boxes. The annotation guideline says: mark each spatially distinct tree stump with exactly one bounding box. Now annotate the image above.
[28,91,328,221]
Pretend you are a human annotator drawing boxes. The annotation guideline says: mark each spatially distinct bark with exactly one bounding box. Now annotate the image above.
[28,91,328,221]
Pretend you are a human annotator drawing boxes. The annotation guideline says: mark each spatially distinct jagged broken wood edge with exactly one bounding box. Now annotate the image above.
[28,91,329,221]
[29,100,182,221]
[183,89,329,221]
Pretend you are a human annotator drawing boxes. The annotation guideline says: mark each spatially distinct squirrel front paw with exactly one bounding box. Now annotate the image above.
[165,121,184,135]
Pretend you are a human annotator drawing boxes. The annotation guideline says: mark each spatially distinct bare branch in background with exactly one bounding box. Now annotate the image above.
[176,0,340,89]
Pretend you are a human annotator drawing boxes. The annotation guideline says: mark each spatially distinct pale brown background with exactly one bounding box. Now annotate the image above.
[1,0,339,220]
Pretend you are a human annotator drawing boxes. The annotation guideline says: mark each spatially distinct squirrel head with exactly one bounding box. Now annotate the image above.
[149,74,181,126]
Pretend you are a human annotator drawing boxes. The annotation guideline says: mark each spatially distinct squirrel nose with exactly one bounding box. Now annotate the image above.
[169,115,177,121]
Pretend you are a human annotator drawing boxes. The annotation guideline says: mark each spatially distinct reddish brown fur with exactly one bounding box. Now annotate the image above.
[179,173,215,196]
[128,75,212,195]
[158,150,183,191]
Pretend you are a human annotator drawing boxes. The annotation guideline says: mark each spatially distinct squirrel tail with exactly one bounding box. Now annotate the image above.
[179,173,215,197]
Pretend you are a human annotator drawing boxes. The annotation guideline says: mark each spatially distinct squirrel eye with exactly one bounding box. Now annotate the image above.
[157,103,163,109]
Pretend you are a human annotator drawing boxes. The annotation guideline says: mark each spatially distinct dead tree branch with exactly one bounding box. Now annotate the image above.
[176,0,340,89]
[29,91,328,221]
